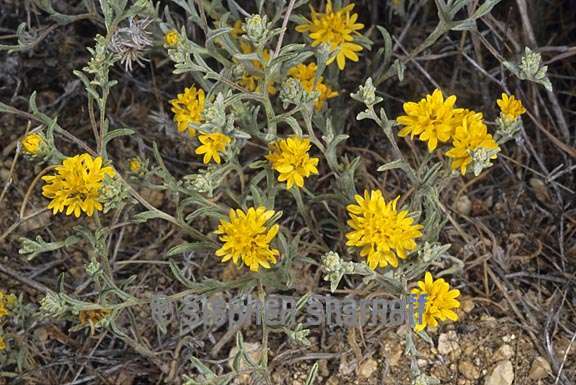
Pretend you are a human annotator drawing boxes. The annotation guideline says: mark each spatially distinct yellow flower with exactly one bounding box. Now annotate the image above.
[346,190,423,270]
[0,335,6,351]
[195,132,231,164]
[266,136,319,189]
[411,272,461,331]
[41,154,115,217]
[445,112,499,175]
[215,207,280,271]
[397,89,462,152]
[170,86,206,136]
[0,290,17,318]
[129,157,142,173]
[288,63,339,110]
[231,20,244,39]
[79,308,111,329]
[21,133,44,155]
[296,0,365,70]
[164,30,180,47]
[237,41,277,95]
[497,93,526,121]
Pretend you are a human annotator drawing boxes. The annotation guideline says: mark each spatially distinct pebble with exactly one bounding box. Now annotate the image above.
[461,298,475,313]
[484,360,514,385]
[493,344,514,361]
[382,342,403,367]
[454,195,472,215]
[528,356,551,380]
[438,331,459,355]
[358,358,378,378]
[458,360,480,380]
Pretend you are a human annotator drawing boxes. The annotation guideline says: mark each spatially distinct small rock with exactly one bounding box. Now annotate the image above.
[417,359,428,368]
[463,344,476,356]
[493,344,514,361]
[438,331,459,355]
[485,360,514,385]
[461,298,475,313]
[358,358,378,378]
[528,356,551,380]
[459,360,480,380]
[454,195,472,215]
[325,375,340,385]
[382,342,403,367]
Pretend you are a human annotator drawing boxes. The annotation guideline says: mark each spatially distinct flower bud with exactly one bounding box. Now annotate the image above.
[244,15,269,46]
[99,175,130,213]
[164,30,180,47]
[20,131,49,159]
[351,77,382,107]
[495,116,522,142]
[85,261,101,277]
[279,78,304,108]
[321,251,355,293]
[182,173,215,195]
[470,146,500,176]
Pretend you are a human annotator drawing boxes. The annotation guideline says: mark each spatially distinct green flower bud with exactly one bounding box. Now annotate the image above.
[351,77,382,107]
[495,116,523,142]
[85,261,101,277]
[321,251,355,293]
[182,173,215,196]
[470,147,500,176]
[279,78,304,108]
[244,15,269,46]
[99,175,130,213]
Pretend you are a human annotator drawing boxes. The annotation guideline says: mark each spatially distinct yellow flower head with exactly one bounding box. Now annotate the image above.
[346,190,423,270]
[21,133,44,155]
[170,86,206,137]
[397,89,462,152]
[129,157,142,173]
[288,63,339,110]
[195,132,231,164]
[497,93,526,121]
[231,20,244,39]
[0,335,6,351]
[79,308,111,329]
[215,206,280,272]
[41,154,115,217]
[237,41,277,95]
[0,290,17,319]
[266,136,319,189]
[412,272,461,331]
[296,0,365,70]
[164,30,180,47]
[445,112,499,175]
